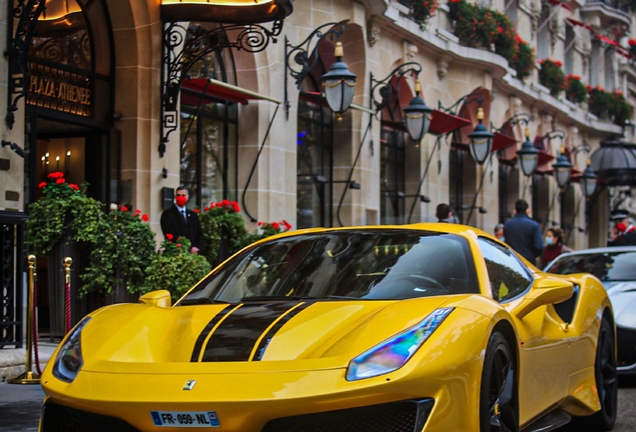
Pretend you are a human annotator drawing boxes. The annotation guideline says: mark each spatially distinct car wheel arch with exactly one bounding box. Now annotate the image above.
[490,320,518,367]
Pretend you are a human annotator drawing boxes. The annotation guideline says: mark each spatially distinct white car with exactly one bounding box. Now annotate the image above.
[545,246,636,374]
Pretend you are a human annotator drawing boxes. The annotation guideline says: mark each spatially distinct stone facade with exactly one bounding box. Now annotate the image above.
[2,0,636,254]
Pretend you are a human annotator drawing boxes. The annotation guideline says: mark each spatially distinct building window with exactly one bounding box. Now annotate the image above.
[564,24,574,75]
[537,3,550,61]
[296,96,334,229]
[590,40,601,87]
[179,44,238,209]
[604,46,615,91]
[380,125,406,224]
[505,0,518,27]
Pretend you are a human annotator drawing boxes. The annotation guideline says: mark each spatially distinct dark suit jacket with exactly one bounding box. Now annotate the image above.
[160,205,203,249]
[503,213,544,264]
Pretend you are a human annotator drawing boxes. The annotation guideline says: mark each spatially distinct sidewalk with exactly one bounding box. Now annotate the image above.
[0,341,57,382]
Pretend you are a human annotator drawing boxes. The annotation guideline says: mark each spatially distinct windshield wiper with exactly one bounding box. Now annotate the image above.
[178,298,230,305]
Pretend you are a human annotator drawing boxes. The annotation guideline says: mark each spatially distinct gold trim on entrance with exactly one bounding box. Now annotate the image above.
[160,0,293,24]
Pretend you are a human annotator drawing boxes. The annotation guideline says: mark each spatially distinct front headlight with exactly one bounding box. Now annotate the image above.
[346,308,453,381]
[52,317,91,383]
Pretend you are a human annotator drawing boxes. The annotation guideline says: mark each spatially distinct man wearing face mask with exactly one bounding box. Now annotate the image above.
[608,209,636,246]
[160,186,203,254]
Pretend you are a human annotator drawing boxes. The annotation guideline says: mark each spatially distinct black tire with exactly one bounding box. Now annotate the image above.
[480,331,519,432]
[586,317,618,431]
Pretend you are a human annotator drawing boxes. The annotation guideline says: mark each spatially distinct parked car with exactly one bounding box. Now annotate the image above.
[545,245,636,375]
[40,224,616,432]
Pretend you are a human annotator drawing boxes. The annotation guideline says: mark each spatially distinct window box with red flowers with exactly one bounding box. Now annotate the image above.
[565,74,587,105]
[538,59,566,97]
[449,0,534,80]
[588,86,634,125]
[398,0,438,29]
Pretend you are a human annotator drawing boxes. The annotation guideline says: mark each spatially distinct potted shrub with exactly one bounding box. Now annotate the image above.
[26,172,104,337]
[538,59,566,97]
[588,86,633,125]
[608,91,633,126]
[143,236,211,300]
[565,74,587,104]
[80,207,156,301]
[198,200,250,266]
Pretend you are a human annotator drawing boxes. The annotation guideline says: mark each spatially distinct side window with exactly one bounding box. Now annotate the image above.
[478,237,533,302]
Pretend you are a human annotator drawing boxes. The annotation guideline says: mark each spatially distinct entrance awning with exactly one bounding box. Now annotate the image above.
[181,78,282,106]
[591,139,636,186]
[429,110,471,135]
[161,0,293,24]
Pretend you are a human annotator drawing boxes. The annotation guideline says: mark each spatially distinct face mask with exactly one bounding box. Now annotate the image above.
[616,222,627,233]
[545,236,553,246]
[500,237,505,242]
[175,196,188,207]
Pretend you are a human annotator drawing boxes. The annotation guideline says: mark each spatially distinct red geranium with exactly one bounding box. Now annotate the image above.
[48,172,64,179]
[166,233,174,240]
[141,214,149,222]
[38,181,47,188]
[55,178,65,184]
[68,183,79,190]
[628,38,636,46]
[194,208,200,213]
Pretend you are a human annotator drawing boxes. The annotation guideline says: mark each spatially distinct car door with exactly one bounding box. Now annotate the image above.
[477,237,572,424]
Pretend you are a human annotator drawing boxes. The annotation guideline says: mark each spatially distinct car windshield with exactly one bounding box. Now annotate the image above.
[179,230,479,304]
[545,250,636,282]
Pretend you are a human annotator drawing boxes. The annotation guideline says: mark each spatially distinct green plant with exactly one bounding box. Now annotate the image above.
[538,59,566,97]
[510,36,535,81]
[26,172,104,256]
[399,0,438,28]
[245,220,294,244]
[198,200,250,265]
[143,236,211,300]
[565,74,587,104]
[80,208,156,295]
[588,86,633,125]
[608,91,633,126]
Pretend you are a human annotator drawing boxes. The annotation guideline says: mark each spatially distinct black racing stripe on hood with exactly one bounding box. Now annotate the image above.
[253,302,312,361]
[201,303,300,362]
[190,305,235,362]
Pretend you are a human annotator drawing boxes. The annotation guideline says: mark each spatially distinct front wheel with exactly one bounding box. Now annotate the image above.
[587,317,618,431]
[479,331,518,432]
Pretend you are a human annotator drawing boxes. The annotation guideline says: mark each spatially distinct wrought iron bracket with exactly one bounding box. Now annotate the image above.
[284,22,344,120]
[369,62,422,116]
[494,113,530,132]
[5,0,47,129]
[160,20,284,157]
[438,92,485,115]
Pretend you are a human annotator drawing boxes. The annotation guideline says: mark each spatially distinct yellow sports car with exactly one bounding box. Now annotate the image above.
[40,224,617,432]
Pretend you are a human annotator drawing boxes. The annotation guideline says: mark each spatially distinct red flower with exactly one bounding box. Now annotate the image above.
[121,205,128,212]
[194,208,200,213]
[55,178,65,184]
[134,213,140,217]
[38,181,47,188]
[135,209,141,213]
[166,233,174,240]
[204,206,209,212]
[258,222,264,227]
[177,243,181,248]
[48,172,64,179]
[222,199,230,207]
[629,38,636,46]
[272,222,280,231]
[68,183,79,190]
[231,202,240,213]
[142,214,149,222]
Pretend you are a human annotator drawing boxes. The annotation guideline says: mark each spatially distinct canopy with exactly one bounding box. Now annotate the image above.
[590,140,636,186]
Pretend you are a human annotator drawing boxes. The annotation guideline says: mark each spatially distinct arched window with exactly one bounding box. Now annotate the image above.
[179,24,239,209]
[296,38,336,229]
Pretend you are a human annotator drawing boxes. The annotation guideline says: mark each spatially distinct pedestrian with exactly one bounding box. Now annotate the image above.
[503,199,544,265]
[494,223,505,242]
[436,203,453,223]
[538,227,572,268]
[160,186,203,254]
[608,209,636,246]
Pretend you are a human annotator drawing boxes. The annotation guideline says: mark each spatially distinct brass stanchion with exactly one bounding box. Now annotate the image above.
[9,255,41,384]
[64,257,72,334]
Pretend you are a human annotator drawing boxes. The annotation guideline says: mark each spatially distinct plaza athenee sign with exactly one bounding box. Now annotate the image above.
[26,62,91,117]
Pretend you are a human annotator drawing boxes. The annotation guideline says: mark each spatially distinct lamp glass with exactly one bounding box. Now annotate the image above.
[519,154,537,177]
[405,112,431,142]
[323,76,355,114]
[584,177,596,197]
[470,138,491,164]
[555,167,571,188]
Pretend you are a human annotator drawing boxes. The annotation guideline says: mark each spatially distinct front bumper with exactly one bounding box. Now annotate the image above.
[42,398,434,432]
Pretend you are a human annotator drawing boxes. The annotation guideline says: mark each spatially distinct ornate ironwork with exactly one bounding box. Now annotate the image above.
[284,22,345,119]
[29,29,91,70]
[370,62,422,114]
[0,211,27,349]
[6,0,47,129]
[161,21,284,157]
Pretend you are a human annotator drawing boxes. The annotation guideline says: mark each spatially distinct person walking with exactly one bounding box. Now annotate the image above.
[436,203,453,223]
[538,227,572,268]
[503,199,544,265]
[608,209,636,246]
[160,186,203,254]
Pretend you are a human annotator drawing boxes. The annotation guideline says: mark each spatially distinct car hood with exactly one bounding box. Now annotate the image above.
[77,297,457,373]
[605,282,636,330]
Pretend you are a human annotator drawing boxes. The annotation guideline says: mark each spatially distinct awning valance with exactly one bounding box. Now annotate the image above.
[429,110,471,135]
[181,78,282,106]
[591,140,636,186]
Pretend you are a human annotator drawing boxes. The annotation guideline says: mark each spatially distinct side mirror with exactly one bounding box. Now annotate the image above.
[513,277,573,319]
[139,290,172,308]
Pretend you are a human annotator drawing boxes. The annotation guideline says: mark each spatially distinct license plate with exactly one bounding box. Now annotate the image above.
[150,411,220,428]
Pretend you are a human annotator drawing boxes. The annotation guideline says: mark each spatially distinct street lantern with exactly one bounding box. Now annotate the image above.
[321,41,357,118]
[516,127,538,176]
[552,147,572,188]
[579,161,598,197]
[402,79,433,142]
[467,107,494,165]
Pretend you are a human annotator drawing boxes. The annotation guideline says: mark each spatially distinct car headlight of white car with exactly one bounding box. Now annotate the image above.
[52,317,91,383]
[346,308,453,381]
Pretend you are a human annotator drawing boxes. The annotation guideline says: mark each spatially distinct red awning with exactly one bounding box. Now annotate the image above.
[492,131,517,153]
[429,110,471,135]
[548,0,578,12]
[566,18,594,32]
[181,77,281,106]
